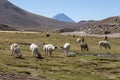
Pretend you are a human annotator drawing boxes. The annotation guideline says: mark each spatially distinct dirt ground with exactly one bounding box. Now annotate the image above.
[61,31,120,38]
[0,71,40,80]
[1,31,120,38]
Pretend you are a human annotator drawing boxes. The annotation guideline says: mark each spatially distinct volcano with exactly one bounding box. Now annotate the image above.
[0,0,74,31]
[53,13,75,23]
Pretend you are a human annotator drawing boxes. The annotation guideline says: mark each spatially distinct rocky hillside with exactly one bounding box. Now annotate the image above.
[0,24,16,31]
[78,16,120,34]
[1,0,120,33]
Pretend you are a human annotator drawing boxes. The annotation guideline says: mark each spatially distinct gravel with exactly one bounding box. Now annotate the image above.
[0,72,41,80]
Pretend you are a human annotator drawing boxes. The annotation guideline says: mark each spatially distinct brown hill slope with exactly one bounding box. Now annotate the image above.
[0,24,16,31]
[0,0,75,31]
[77,16,120,34]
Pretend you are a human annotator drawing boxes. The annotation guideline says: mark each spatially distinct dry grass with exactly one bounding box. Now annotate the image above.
[0,32,120,80]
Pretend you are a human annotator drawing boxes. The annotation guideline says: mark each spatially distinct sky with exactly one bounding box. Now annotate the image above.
[8,0,120,22]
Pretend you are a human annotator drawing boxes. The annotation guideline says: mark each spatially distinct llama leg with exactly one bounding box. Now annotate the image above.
[49,51,52,57]
[64,50,66,55]
[86,46,89,51]
[66,49,69,56]
[11,50,14,55]
[81,47,83,51]
[45,49,47,56]
[87,48,89,51]
[32,51,35,57]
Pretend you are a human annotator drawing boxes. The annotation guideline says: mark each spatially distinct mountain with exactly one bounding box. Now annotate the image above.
[0,0,75,31]
[77,16,120,34]
[1,0,120,33]
[76,20,97,27]
[52,13,75,23]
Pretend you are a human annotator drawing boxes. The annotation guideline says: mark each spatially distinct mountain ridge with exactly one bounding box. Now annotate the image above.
[0,0,75,31]
[1,0,120,33]
[78,16,120,34]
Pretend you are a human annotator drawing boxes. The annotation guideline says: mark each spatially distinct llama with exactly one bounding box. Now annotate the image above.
[61,43,70,56]
[76,38,89,51]
[99,41,111,50]
[43,44,57,57]
[80,42,89,51]
[10,43,22,58]
[30,44,42,58]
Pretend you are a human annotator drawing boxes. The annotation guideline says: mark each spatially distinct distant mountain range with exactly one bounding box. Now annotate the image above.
[0,0,75,31]
[0,0,120,34]
[52,13,75,23]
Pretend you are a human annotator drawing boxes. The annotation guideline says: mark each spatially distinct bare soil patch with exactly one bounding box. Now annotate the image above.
[61,31,120,38]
